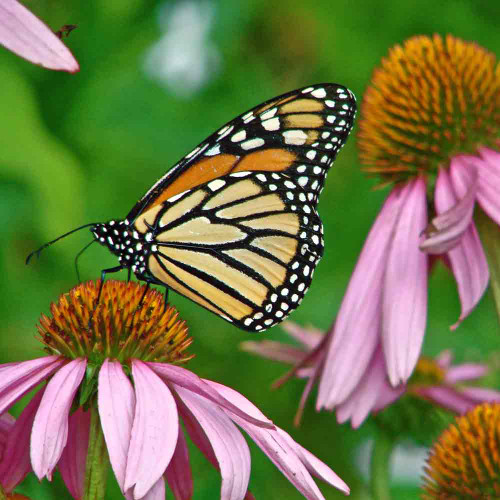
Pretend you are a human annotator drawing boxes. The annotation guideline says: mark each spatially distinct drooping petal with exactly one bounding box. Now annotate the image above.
[435,350,453,370]
[280,322,325,350]
[438,163,489,328]
[0,389,43,492]
[148,362,272,428]
[472,148,500,226]
[140,477,166,500]
[317,186,405,408]
[382,177,428,386]
[164,426,193,500]
[31,358,87,480]
[125,360,179,499]
[336,348,402,428]
[240,339,309,365]
[98,359,135,497]
[445,363,488,383]
[415,385,500,414]
[206,381,346,499]
[0,356,65,415]
[0,0,79,72]
[176,386,251,500]
[229,413,327,500]
[420,164,477,253]
[276,428,350,495]
[458,386,500,404]
[58,407,91,500]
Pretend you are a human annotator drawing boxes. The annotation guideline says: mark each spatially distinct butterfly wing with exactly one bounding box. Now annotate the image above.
[134,171,324,331]
[126,83,356,223]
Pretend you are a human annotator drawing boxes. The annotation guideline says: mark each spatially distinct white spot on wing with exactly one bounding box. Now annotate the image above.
[283,130,307,145]
[311,88,326,98]
[262,117,280,131]
[208,179,226,191]
[231,130,247,142]
[241,138,265,150]
[205,144,221,156]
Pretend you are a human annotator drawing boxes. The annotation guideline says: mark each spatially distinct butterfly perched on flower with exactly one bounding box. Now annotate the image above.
[28,84,356,332]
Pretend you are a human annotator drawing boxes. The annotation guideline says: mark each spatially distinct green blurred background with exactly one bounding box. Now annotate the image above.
[1,0,499,498]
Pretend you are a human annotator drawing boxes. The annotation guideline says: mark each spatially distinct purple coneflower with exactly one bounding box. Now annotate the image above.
[0,281,349,499]
[422,402,500,498]
[242,322,500,428]
[0,0,78,72]
[317,35,500,411]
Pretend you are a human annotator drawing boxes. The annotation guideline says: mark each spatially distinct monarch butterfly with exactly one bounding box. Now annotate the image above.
[28,84,356,332]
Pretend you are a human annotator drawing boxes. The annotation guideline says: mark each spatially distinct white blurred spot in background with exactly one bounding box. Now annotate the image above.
[144,1,220,97]
[357,439,428,486]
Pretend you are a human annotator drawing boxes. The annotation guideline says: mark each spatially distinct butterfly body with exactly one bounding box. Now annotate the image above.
[88,84,356,331]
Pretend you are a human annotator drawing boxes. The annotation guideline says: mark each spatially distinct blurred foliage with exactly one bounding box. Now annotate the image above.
[1,0,500,498]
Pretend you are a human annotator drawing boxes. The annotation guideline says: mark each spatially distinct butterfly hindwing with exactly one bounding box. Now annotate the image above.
[126,84,356,223]
[135,171,324,331]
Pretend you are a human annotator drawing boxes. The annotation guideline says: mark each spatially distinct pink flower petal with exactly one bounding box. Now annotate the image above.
[416,386,474,414]
[58,407,91,499]
[125,360,179,499]
[31,358,87,480]
[176,386,251,500]
[280,322,324,350]
[317,186,405,408]
[0,389,43,492]
[276,429,350,495]
[458,386,500,404]
[435,350,453,369]
[0,356,65,415]
[0,412,15,442]
[435,165,490,328]
[148,362,272,429]
[415,385,500,414]
[473,148,500,226]
[206,381,348,498]
[445,363,488,383]
[229,413,327,500]
[0,0,79,72]
[98,359,135,496]
[141,477,165,500]
[164,426,193,500]
[420,164,477,253]
[240,339,308,365]
[382,178,428,386]
[336,348,399,428]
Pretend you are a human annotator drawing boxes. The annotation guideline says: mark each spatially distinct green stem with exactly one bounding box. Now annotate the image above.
[475,209,500,329]
[370,429,394,500]
[83,404,109,500]
[0,483,6,500]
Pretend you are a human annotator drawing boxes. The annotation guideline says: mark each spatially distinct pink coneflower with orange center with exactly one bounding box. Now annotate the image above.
[316,35,500,411]
[0,281,349,500]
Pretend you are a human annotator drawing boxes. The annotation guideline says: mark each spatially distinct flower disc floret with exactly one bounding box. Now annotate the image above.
[37,280,192,364]
[358,34,500,185]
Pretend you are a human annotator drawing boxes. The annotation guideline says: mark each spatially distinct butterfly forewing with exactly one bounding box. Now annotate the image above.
[126,84,356,223]
[136,171,323,331]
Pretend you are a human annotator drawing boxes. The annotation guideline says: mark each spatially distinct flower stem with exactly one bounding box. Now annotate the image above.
[83,404,109,500]
[0,484,6,500]
[370,429,394,500]
[476,209,500,328]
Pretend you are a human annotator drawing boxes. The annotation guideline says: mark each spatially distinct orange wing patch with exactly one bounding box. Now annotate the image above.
[234,149,296,173]
[143,154,239,212]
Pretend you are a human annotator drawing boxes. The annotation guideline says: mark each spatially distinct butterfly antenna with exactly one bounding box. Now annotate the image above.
[74,239,96,283]
[26,223,98,265]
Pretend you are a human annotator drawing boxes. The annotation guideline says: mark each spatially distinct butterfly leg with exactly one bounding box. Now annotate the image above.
[88,265,124,329]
